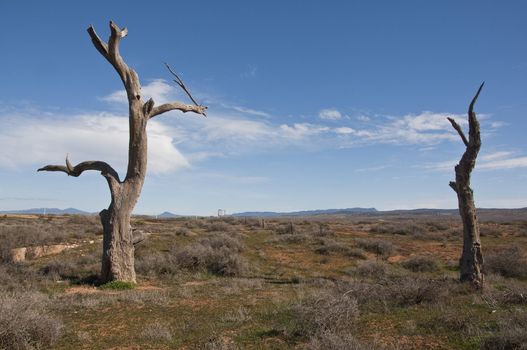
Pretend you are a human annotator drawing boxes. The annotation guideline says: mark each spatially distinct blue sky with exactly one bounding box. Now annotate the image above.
[0,1,526,215]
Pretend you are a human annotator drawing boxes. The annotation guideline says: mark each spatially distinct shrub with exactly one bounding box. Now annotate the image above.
[389,277,447,306]
[307,330,370,350]
[204,221,233,233]
[203,234,244,252]
[346,248,367,260]
[294,290,359,336]
[141,322,173,343]
[355,260,388,277]
[481,310,527,350]
[0,293,63,349]
[486,246,527,279]
[402,255,440,272]
[40,260,80,281]
[355,239,395,258]
[291,289,375,349]
[275,233,309,243]
[0,264,50,293]
[135,252,178,276]
[174,234,247,276]
[275,222,296,235]
[66,214,99,226]
[479,225,502,237]
[314,239,351,255]
[175,227,191,236]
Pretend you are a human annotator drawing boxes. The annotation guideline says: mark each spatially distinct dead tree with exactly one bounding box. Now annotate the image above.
[447,82,484,288]
[38,21,206,283]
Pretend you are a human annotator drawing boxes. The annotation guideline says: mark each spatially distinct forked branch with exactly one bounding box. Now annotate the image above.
[448,82,485,148]
[87,21,140,104]
[447,82,484,193]
[38,155,121,192]
[164,62,201,107]
[158,62,207,117]
[447,117,469,147]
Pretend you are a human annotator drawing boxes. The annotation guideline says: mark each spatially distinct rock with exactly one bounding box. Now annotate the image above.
[9,247,27,263]
[9,243,79,263]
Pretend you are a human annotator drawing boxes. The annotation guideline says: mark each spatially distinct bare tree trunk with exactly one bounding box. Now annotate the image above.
[447,82,485,289]
[38,21,206,283]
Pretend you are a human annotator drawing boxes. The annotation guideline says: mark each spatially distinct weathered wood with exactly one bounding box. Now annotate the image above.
[38,21,206,283]
[448,82,485,288]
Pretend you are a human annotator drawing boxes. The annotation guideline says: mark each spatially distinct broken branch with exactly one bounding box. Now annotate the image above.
[164,62,203,108]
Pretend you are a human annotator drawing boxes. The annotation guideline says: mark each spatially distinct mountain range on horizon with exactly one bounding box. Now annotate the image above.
[2,206,527,219]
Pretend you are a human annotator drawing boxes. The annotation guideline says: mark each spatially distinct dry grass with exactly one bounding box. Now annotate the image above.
[0,292,63,349]
[0,214,526,349]
[485,246,527,279]
[402,255,440,272]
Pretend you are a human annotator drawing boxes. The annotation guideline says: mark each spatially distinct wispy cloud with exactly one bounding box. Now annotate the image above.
[354,165,391,173]
[479,156,527,170]
[334,127,355,135]
[329,111,464,146]
[201,172,269,184]
[279,123,330,140]
[101,79,178,105]
[241,64,257,78]
[0,112,189,175]
[423,151,527,172]
[319,108,343,120]
[228,105,271,118]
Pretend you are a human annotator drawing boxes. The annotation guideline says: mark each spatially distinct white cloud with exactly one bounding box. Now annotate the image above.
[241,64,257,78]
[0,112,189,175]
[229,105,270,117]
[279,123,330,140]
[319,108,342,120]
[335,112,465,146]
[354,165,390,172]
[479,156,527,170]
[198,117,274,142]
[480,151,513,161]
[357,115,370,122]
[101,79,176,105]
[490,121,506,129]
[423,151,527,172]
[334,127,355,135]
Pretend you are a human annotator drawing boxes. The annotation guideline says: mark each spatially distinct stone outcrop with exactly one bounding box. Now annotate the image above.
[10,243,79,263]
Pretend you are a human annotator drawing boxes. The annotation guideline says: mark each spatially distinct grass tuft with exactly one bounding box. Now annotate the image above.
[98,281,136,290]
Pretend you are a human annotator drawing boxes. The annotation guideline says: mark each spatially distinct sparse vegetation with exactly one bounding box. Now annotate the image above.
[99,281,136,290]
[0,293,63,349]
[356,238,395,258]
[402,255,440,272]
[485,246,527,279]
[0,213,526,348]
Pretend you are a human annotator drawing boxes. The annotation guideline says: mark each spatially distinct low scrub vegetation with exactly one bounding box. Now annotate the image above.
[0,214,526,348]
[485,246,527,279]
[402,255,440,272]
[355,238,395,259]
[0,292,63,349]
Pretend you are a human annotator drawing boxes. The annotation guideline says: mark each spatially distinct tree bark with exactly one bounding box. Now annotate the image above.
[38,21,206,283]
[447,82,485,289]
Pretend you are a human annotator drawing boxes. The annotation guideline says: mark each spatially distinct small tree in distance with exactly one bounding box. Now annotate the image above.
[447,82,485,289]
[38,21,207,283]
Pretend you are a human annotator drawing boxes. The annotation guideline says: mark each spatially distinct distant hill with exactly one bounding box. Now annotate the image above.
[157,211,180,218]
[2,206,525,221]
[232,207,378,217]
[0,207,92,215]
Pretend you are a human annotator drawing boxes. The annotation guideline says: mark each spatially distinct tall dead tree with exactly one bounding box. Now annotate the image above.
[38,21,206,283]
[447,82,484,288]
